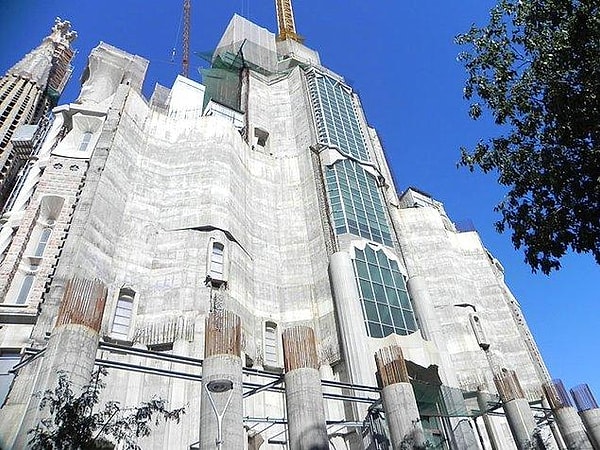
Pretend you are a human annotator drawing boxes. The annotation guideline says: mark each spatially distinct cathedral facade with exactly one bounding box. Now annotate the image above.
[0,12,597,450]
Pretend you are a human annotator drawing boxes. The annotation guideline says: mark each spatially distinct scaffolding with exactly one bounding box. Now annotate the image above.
[13,341,549,449]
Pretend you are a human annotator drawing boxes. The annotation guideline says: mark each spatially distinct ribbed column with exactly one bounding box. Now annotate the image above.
[494,369,537,450]
[282,326,328,450]
[543,381,593,449]
[13,277,107,449]
[375,346,425,450]
[200,310,243,450]
[572,384,600,449]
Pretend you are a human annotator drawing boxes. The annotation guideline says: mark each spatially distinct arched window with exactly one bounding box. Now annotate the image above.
[264,322,279,367]
[209,242,225,280]
[78,131,93,152]
[111,288,135,339]
[33,228,51,257]
[15,275,35,305]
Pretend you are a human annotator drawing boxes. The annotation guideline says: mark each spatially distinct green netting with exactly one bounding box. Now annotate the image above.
[412,380,501,418]
[200,65,241,111]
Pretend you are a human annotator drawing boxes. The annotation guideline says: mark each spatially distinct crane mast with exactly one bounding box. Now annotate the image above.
[182,0,191,76]
[275,0,303,42]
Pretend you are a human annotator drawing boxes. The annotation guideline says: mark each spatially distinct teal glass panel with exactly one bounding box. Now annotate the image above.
[364,300,379,322]
[378,304,393,326]
[352,246,418,338]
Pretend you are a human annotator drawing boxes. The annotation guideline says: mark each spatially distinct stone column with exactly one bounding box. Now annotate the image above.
[199,310,244,450]
[571,384,600,450]
[13,277,107,449]
[494,369,537,450]
[328,251,376,387]
[580,409,600,450]
[543,381,593,449]
[329,251,376,428]
[282,326,329,450]
[477,388,502,450]
[375,346,425,450]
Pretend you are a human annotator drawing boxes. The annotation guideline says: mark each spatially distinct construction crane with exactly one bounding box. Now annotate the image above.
[182,0,191,77]
[275,0,303,43]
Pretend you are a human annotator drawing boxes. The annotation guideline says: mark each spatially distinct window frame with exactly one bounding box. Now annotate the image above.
[33,227,52,257]
[263,321,280,369]
[110,288,136,341]
[78,131,93,152]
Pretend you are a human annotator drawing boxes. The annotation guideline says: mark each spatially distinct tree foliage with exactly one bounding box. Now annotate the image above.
[456,0,600,273]
[28,367,185,450]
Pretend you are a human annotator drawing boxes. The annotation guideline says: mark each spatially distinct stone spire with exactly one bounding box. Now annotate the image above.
[7,17,77,90]
[0,18,77,210]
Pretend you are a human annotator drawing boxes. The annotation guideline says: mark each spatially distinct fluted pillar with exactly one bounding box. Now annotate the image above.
[375,346,425,450]
[543,381,593,449]
[571,384,600,449]
[13,277,107,449]
[494,369,537,450]
[199,310,244,450]
[282,326,328,450]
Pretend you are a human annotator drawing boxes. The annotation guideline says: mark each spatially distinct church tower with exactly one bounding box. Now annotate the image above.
[0,18,76,209]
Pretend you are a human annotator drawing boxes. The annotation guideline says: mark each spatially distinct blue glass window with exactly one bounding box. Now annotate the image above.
[308,73,369,161]
[325,160,393,246]
[308,70,394,246]
[352,246,418,338]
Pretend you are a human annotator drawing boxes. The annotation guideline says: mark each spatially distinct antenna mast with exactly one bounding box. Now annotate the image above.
[275,0,303,42]
[182,0,191,76]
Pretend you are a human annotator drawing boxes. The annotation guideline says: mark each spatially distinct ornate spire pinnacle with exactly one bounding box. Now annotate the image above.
[49,17,78,46]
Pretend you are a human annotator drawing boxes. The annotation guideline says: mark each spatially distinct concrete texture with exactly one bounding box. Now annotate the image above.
[11,324,100,449]
[381,382,425,450]
[553,407,593,449]
[284,368,328,450]
[503,398,537,450]
[0,13,564,450]
[580,409,600,449]
[200,354,244,450]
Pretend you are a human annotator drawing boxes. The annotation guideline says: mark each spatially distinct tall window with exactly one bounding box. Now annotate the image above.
[352,245,418,338]
[307,70,393,247]
[111,288,135,339]
[78,131,93,152]
[0,352,20,406]
[264,322,278,367]
[209,242,225,280]
[15,269,37,305]
[307,71,370,161]
[33,228,51,257]
[325,160,393,246]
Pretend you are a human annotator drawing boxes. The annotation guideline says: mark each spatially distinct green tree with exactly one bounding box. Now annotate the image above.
[28,367,185,450]
[456,0,600,273]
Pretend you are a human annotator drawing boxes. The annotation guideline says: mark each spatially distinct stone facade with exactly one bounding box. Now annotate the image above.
[0,13,570,450]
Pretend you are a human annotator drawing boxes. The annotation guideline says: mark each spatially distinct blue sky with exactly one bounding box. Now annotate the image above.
[1,1,598,398]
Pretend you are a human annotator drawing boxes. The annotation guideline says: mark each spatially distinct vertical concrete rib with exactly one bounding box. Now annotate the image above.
[13,277,107,449]
[407,275,479,449]
[200,310,244,450]
[375,346,425,450]
[328,251,376,386]
[543,381,593,449]
[494,369,537,450]
[282,326,328,450]
[571,384,600,449]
